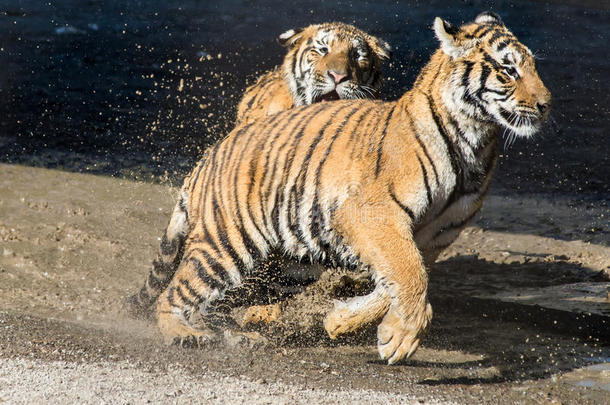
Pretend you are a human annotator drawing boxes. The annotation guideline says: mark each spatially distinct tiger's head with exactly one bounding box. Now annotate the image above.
[278,22,392,106]
[433,12,551,138]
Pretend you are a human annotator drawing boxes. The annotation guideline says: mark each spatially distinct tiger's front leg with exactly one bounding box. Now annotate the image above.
[324,285,390,339]
[333,198,433,364]
[324,249,439,339]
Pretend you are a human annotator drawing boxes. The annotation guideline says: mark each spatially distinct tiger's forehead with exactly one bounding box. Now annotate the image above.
[314,26,367,48]
[464,22,533,63]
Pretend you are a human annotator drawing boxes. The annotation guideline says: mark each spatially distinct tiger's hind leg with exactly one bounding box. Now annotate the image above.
[127,191,189,319]
[155,240,260,347]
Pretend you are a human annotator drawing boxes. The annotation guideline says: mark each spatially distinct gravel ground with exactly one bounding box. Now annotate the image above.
[0,358,453,405]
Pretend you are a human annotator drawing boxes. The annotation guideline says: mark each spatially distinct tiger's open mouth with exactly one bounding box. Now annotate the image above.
[317,90,340,102]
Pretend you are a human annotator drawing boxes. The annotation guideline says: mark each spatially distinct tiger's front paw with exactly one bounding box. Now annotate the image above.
[324,300,359,339]
[377,300,432,364]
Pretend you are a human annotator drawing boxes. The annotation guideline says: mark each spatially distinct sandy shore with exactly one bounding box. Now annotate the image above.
[0,163,608,404]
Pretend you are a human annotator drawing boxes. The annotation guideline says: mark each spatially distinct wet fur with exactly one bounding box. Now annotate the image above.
[130,12,551,364]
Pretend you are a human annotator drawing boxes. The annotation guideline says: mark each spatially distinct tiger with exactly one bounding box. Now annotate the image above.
[129,11,551,364]
[235,22,392,125]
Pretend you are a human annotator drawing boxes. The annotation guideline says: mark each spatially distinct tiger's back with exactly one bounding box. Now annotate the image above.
[186,99,391,264]
[235,69,294,125]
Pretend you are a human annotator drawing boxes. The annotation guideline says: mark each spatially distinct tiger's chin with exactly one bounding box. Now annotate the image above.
[316,90,341,103]
[495,109,545,139]
[501,118,543,139]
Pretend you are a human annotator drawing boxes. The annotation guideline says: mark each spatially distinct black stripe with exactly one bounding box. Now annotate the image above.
[179,194,189,223]
[477,63,491,100]
[152,257,175,276]
[293,104,347,241]
[495,73,508,84]
[499,107,514,121]
[350,105,378,159]
[231,137,266,257]
[265,107,323,242]
[475,26,495,39]
[374,105,396,177]
[295,103,358,209]
[190,149,213,200]
[496,39,513,52]
[482,52,502,70]
[179,279,202,303]
[244,87,259,111]
[192,141,222,211]
[175,285,197,308]
[195,246,233,286]
[403,106,439,184]
[426,94,464,218]
[246,80,272,112]
[472,24,489,37]
[480,86,508,96]
[461,61,485,111]
[190,257,224,291]
[290,48,299,77]
[241,110,290,240]
[211,207,242,267]
[446,114,475,150]
[493,86,515,102]
[299,104,365,244]
[167,287,177,307]
[389,185,415,222]
[196,142,228,259]
[147,267,167,290]
[417,154,432,205]
[262,113,309,239]
[160,234,179,256]
[488,30,508,46]
[296,46,309,78]
[426,94,460,181]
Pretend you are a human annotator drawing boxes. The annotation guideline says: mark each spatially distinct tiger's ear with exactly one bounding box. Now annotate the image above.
[433,17,471,59]
[368,37,392,61]
[277,28,305,48]
[475,11,502,25]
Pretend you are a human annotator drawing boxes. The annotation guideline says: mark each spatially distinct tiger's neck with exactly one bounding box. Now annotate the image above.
[396,50,499,166]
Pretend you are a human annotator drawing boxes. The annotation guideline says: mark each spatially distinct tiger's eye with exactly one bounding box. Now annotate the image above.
[503,66,518,78]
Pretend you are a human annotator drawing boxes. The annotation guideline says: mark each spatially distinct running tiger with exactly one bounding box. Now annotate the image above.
[130,12,550,364]
[235,22,391,124]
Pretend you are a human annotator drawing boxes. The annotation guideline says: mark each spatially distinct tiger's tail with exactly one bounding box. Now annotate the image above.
[127,192,189,319]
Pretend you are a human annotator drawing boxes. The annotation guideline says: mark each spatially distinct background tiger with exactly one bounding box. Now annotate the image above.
[235,22,392,124]
[131,11,550,364]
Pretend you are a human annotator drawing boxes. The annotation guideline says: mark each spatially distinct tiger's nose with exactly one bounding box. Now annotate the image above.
[328,70,348,84]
